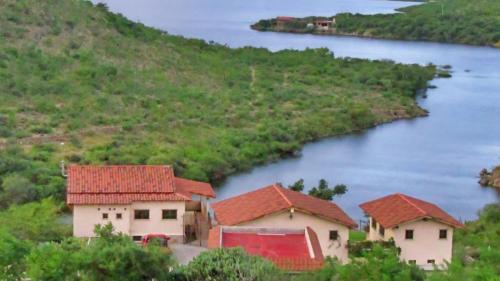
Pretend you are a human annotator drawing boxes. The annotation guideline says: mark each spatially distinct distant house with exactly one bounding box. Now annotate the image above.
[276,16,295,30]
[67,165,215,243]
[208,226,324,272]
[314,19,334,31]
[360,193,463,269]
[211,184,357,263]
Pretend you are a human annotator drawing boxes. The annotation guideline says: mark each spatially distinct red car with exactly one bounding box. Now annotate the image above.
[141,234,171,248]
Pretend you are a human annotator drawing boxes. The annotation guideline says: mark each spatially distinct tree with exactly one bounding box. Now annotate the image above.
[288,179,305,192]
[308,179,348,201]
[0,174,37,208]
[183,247,284,281]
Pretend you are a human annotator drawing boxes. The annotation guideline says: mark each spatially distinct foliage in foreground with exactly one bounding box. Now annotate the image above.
[0,0,437,209]
[253,0,500,47]
[288,178,347,200]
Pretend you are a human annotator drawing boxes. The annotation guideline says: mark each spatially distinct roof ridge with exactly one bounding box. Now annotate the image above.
[397,193,426,215]
[273,184,293,207]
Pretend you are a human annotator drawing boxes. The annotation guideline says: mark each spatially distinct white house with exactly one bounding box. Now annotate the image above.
[67,165,215,243]
[211,183,357,263]
[360,193,463,269]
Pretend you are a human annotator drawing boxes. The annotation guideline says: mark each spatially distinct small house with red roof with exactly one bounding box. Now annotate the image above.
[67,165,215,243]
[211,184,357,263]
[208,226,324,272]
[360,193,463,269]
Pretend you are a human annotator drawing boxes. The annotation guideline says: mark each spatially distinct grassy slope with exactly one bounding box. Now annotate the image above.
[0,0,436,185]
[253,0,500,48]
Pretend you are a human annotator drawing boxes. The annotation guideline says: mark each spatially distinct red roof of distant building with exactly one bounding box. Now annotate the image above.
[66,165,215,205]
[208,226,324,271]
[359,193,464,228]
[211,184,357,228]
[276,16,295,21]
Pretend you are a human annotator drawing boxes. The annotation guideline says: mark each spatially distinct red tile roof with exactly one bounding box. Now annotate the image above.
[207,226,324,271]
[211,184,357,228]
[359,193,464,229]
[66,165,215,205]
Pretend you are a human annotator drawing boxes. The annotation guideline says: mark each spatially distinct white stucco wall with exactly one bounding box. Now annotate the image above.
[236,210,350,263]
[367,217,454,267]
[73,201,186,242]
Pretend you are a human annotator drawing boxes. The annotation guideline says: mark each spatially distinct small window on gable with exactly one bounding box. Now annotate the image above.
[371,218,377,229]
[379,225,385,237]
[134,209,150,220]
[116,213,122,220]
[162,209,177,220]
[329,230,338,240]
[439,229,447,239]
[405,229,414,240]
[427,259,435,264]
[102,213,108,219]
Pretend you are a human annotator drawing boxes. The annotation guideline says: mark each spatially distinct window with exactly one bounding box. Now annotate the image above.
[116,213,122,219]
[408,260,416,265]
[329,230,338,240]
[134,209,149,219]
[132,236,142,242]
[379,225,385,237]
[405,229,414,240]
[102,213,108,219]
[439,229,448,239]
[427,259,435,264]
[162,209,177,220]
[371,218,377,229]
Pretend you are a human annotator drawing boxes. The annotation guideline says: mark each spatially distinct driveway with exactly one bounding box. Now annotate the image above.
[170,243,207,265]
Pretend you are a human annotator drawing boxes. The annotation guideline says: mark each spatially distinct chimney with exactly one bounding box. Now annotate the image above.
[60,160,67,178]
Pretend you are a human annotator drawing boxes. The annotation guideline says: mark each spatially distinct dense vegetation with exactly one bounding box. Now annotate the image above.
[0,0,438,207]
[252,0,500,48]
[479,165,500,188]
[1,199,498,280]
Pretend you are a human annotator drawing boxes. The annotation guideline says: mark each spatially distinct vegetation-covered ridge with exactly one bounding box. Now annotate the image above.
[251,0,500,48]
[0,0,438,199]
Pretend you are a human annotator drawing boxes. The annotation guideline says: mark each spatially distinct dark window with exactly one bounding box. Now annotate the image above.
[116,213,122,219]
[134,209,149,219]
[405,229,414,240]
[408,260,416,265]
[329,230,338,240]
[162,209,177,220]
[427,259,435,264]
[132,236,142,241]
[371,218,377,229]
[379,225,385,236]
[439,229,447,239]
[102,213,108,219]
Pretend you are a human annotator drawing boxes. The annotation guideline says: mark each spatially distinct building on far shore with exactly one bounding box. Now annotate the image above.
[208,226,324,272]
[276,16,295,30]
[67,165,215,243]
[211,183,357,263]
[360,193,463,269]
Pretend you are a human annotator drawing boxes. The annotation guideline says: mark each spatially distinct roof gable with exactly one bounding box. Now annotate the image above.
[359,193,463,228]
[212,184,356,228]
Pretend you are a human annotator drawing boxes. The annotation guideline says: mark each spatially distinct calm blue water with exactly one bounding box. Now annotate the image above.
[96,0,500,221]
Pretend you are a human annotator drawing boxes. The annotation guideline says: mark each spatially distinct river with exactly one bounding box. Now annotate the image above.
[95,0,500,221]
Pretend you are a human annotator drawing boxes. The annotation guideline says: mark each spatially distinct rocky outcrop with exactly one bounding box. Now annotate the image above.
[479,166,500,188]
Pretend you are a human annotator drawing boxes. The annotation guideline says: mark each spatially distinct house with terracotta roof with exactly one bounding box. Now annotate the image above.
[67,165,215,243]
[360,193,463,269]
[208,226,324,272]
[211,184,357,263]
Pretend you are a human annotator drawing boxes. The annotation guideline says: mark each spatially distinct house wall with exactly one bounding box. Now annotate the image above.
[73,204,131,237]
[73,201,187,243]
[236,210,350,263]
[367,217,454,267]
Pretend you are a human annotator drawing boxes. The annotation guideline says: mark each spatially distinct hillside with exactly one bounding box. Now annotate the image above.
[252,0,500,48]
[0,0,437,204]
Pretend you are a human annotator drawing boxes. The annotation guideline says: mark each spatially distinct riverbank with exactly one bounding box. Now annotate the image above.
[251,0,500,48]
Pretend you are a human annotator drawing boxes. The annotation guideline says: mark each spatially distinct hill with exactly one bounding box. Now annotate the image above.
[252,0,500,48]
[0,0,437,204]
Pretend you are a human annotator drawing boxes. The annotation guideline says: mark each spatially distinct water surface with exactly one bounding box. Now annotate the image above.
[96,0,500,221]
